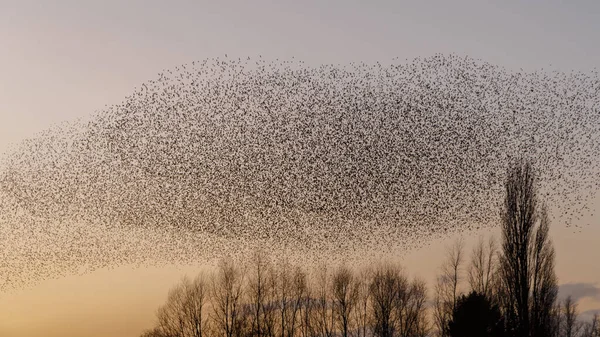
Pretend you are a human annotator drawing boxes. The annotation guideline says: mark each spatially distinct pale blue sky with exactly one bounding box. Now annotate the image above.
[0,1,599,336]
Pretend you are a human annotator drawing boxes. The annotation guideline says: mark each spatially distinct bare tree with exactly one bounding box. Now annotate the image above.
[370,264,397,337]
[530,208,558,337]
[499,160,537,337]
[370,263,408,337]
[498,160,558,337]
[562,296,581,337]
[332,265,359,337]
[298,278,316,337]
[396,278,429,337]
[353,267,372,337]
[433,240,464,337]
[185,274,210,337]
[468,236,498,299]
[581,313,599,337]
[549,301,562,337]
[156,275,208,337]
[157,281,186,337]
[211,258,246,337]
[285,266,308,337]
[140,327,169,337]
[248,251,272,337]
[263,260,309,337]
[263,265,279,337]
[275,260,293,337]
[314,265,335,337]
[433,279,448,337]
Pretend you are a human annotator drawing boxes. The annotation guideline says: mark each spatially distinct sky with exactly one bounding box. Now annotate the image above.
[0,1,599,336]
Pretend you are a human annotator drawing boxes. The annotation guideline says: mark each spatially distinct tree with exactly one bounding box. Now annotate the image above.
[434,240,464,337]
[397,278,429,337]
[332,265,358,337]
[447,291,505,337]
[262,264,279,337]
[156,282,187,337]
[211,258,247,337]
[281,265,307,337]
[298,275,316,337]
[156,275,209,337]
[370,263,407,337]
[561,296,581,337]
[353,267,372,337]
[581,313,599,337]
[276,262,292,337]
[248,251,272,337]
[369,263,428,337]
[498,160,558,337]
[272,260,305,337]
[314,265,335,337]
[530,208,558,337]
[140,327,169,337]
[183,274,210,337]
[467,236,498,299]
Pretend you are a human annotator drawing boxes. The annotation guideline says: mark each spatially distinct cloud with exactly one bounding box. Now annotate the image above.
[558,282,600,302]
[580,309,600,322]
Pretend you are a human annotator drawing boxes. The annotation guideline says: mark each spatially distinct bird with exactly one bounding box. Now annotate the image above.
[0,54,598,290]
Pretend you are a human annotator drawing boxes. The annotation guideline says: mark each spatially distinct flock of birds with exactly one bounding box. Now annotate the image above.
[0,54,599,291]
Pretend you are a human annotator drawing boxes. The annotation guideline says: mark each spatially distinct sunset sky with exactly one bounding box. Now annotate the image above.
[1,1,599,336]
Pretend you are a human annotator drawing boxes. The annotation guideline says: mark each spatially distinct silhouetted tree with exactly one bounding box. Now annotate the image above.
[530,209,558,337]
[581,313,599,337]
[283,265,307,337]
[314,265,335,337]
[275,262,292,337]
[370,263,405,337]
[369,263,428,337]
[467,236,498,299]
[434,240,464,337]
[140,327,169,337]
[248,251,272,337]
[447,291,505,337]
[156,275,209,337]
[561,296,581,337]
[398,278,429,337]
[332,265,358,337]
[298,277,315,337]
[498,160,558,337]
[353,268,372,337]
[184,274,210,337]
[211,259,246,337]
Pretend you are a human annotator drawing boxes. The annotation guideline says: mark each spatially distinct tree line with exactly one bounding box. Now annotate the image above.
[140,161,599,337]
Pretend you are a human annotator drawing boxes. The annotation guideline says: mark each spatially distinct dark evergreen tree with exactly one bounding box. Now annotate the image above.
[447,291,505,337]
